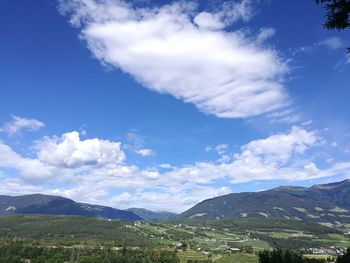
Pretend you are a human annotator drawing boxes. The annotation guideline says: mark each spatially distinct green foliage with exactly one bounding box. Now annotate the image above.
[251,233,327,250]
[166,229,194,240]
[240,245,254,254]
[258,249,326,263]
[0,215,152,246]
[193,218,341,235]
[0,242,180,263]
[337,247,350,263]
[186,260,211,263]
[316,0,350,30]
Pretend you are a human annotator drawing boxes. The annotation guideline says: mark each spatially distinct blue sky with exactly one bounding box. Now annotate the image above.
[0,0,350,212]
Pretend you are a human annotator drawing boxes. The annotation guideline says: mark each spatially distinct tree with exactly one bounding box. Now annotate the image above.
[316,0,350,51]
[337,247,350,263]
[242,245,254,254]
[258,249,325,263]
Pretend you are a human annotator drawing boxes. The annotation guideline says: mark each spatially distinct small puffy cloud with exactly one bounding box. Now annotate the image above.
[215,144,229,155]
[1,115,45,135]
[158,163,172,169]
[135,148,155,157]
[237,126,318,163]
[206,144,229,155]
[141,170,159,180]
[59,0,289,118]
[36,131,125,168]
[331,142,338,147]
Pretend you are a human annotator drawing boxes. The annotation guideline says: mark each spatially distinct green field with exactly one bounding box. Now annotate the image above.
[177,250,209,262]
[0,215,349,262]
[177,250,258,263]
[216,253,258,263]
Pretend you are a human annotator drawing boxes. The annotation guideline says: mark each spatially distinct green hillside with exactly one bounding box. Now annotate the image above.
[0,194,141,221]
[179,180,350,225]
[0,215,152,246]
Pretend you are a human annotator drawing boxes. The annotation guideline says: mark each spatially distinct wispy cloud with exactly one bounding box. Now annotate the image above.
[206,144,229,155]
[0,115,45,136]
[267,108,302,124]
[293,37,345,55]
[318,37,344,50]
[59,0,289,118]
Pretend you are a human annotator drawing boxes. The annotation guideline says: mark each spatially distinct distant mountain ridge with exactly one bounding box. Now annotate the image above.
[0,194,141,221]
[127,207,176,221]
[179,179,350,225]
[3,179,350,224]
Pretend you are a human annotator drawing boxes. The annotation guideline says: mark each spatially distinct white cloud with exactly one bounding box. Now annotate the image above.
[318,37,344,50]
[267,108,302,124]
[59,0,289,118]
[140,170,159,180]
[206,144,229,155]
[194,12,225,30]
[166,127,327,184]
[0,178,44,196]
[0,115,45,135]
[36,131,125,168]
[294,37,345,55]
[107,185,231,212]
[256,27,276,44]
[331,141,338,147]
[158,163,173,169]
[135,148,155,157]
[194,0,253,30]
[215,144,229,155]
[0,143,55,181]
[1,127,350,212]
[237,126,317,162]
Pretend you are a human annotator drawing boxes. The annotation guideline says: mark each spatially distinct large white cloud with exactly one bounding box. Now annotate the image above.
[59,0,289,118]
[36,131,125,168]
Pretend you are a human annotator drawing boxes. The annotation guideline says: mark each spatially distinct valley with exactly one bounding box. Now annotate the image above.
[0,215,349,262]
[2,180,350,262]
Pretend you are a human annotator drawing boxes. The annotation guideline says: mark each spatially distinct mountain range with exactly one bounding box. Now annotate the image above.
[180,179,350,225]
[127,208,176,221]
[1,179,350,224]
[0,194,141,221]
